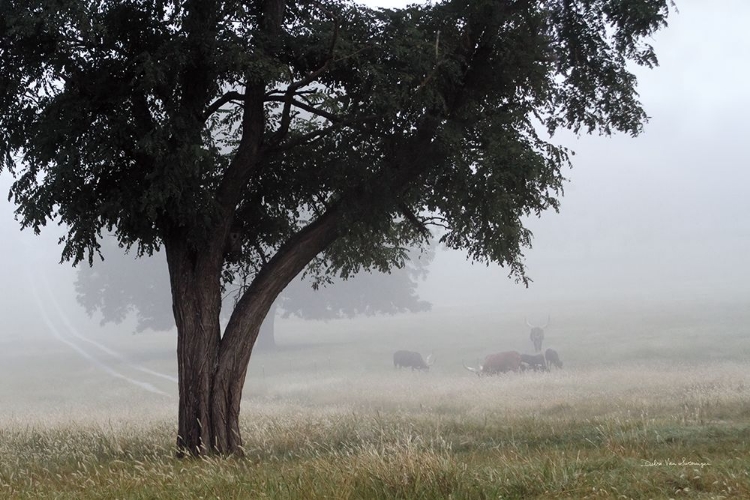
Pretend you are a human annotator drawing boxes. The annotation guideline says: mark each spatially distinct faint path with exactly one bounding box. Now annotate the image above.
[27,270,175,397]
[42,275,178,384]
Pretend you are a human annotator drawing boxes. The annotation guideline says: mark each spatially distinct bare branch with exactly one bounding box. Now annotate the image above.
[268,1,342,146]
[263,123,339,154]
[266,94,378,129]
[399,202,432,241]
[415,29,445,93]
[272,61,335,143]
[253,243,269,266]
[204,90,245,121]
[265,88,318,98]
[422,215,450,227]
[265,95,340,122]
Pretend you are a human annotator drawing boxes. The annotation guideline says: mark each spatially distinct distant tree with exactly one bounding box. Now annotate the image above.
[281,246,432,320]
[75,244,173,334]
[262,245,434,348]
[75,239,433,348]
[1,0,672,455]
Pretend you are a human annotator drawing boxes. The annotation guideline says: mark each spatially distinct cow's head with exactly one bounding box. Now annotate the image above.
[526,316,549,353]
[463,357,486,376]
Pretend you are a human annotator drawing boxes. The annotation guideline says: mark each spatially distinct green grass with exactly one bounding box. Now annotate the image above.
[1,299,749,498]
[0,407,748,499]
[2,364,750,499]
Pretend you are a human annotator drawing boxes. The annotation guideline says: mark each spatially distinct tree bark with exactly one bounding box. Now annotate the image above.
[165,240,224,456]
[164,203,340,456]
[209,208,342,454]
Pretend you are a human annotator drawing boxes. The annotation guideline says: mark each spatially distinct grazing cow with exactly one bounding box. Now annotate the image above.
[545,348,563,369]
[520,353,548,372]
[393,350,434,371]
[526,316,550,352]
[464,351,521,376]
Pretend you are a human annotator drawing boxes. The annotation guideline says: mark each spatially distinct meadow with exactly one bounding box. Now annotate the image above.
[1,298,748,499]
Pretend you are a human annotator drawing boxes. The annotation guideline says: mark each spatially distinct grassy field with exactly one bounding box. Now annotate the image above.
[1,299,749,499]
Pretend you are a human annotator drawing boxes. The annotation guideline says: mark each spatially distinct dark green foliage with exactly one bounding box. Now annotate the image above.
[1,0,671,281]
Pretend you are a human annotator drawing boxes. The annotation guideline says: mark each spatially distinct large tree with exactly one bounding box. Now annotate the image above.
[0,0,671,455]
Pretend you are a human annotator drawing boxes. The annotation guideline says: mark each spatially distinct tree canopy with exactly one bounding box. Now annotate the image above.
[2,0,668,278]
[1,0,672,455]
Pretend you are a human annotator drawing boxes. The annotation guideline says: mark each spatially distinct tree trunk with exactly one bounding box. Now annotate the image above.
[207,210,342,455]
[209,291,275,454]
[174,300,220,455]
[170,271,265,455]
[164,206,340,456]
[166,241,224,456]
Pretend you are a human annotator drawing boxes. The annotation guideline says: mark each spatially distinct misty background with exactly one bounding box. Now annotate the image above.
[1,0,748,349]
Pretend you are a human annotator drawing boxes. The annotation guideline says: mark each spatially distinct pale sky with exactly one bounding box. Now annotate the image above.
[1,0,748,339]
[417,0,750,309]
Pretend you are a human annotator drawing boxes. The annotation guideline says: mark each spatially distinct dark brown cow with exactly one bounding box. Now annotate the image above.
[520,353,548,372]
[545,348,563,369]
[464,351,521,376]
[526,316,549,352]
[393,350,434,371]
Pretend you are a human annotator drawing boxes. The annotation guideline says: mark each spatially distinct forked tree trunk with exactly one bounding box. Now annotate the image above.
[167,254,261,455]
[166,209,340,456]
[165,124,442,454]
[172,286,266,455]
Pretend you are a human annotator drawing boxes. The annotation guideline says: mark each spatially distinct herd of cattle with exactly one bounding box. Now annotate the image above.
[393,318,563,375]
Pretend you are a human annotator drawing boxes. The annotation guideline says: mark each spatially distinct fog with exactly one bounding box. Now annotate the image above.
[425,0,750,309]
[1,0,749,417]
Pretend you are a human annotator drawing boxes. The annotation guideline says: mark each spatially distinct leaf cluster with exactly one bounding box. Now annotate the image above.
[1,0,672,284]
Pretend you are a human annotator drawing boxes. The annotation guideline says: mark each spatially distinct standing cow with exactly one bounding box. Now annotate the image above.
[393,350,434,371]
[526,316,549,352]
[520,353,548,372]
[545,348,563,369]
[464,351,521,376]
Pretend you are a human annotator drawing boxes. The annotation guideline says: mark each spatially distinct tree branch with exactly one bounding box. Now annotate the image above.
[398,202,432,241]
[211,0,286,258]
[265,95,339,123]
[263,122,340,154]
[253,242,269,266]
[422,216,450,230]
[204,90,245,121]
[262,97,377,154]
[268,2,340,146]
[271,61,334,145]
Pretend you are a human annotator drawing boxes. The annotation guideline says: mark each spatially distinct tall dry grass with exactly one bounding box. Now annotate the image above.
[2,360,749,499]
[2,299,749,497]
